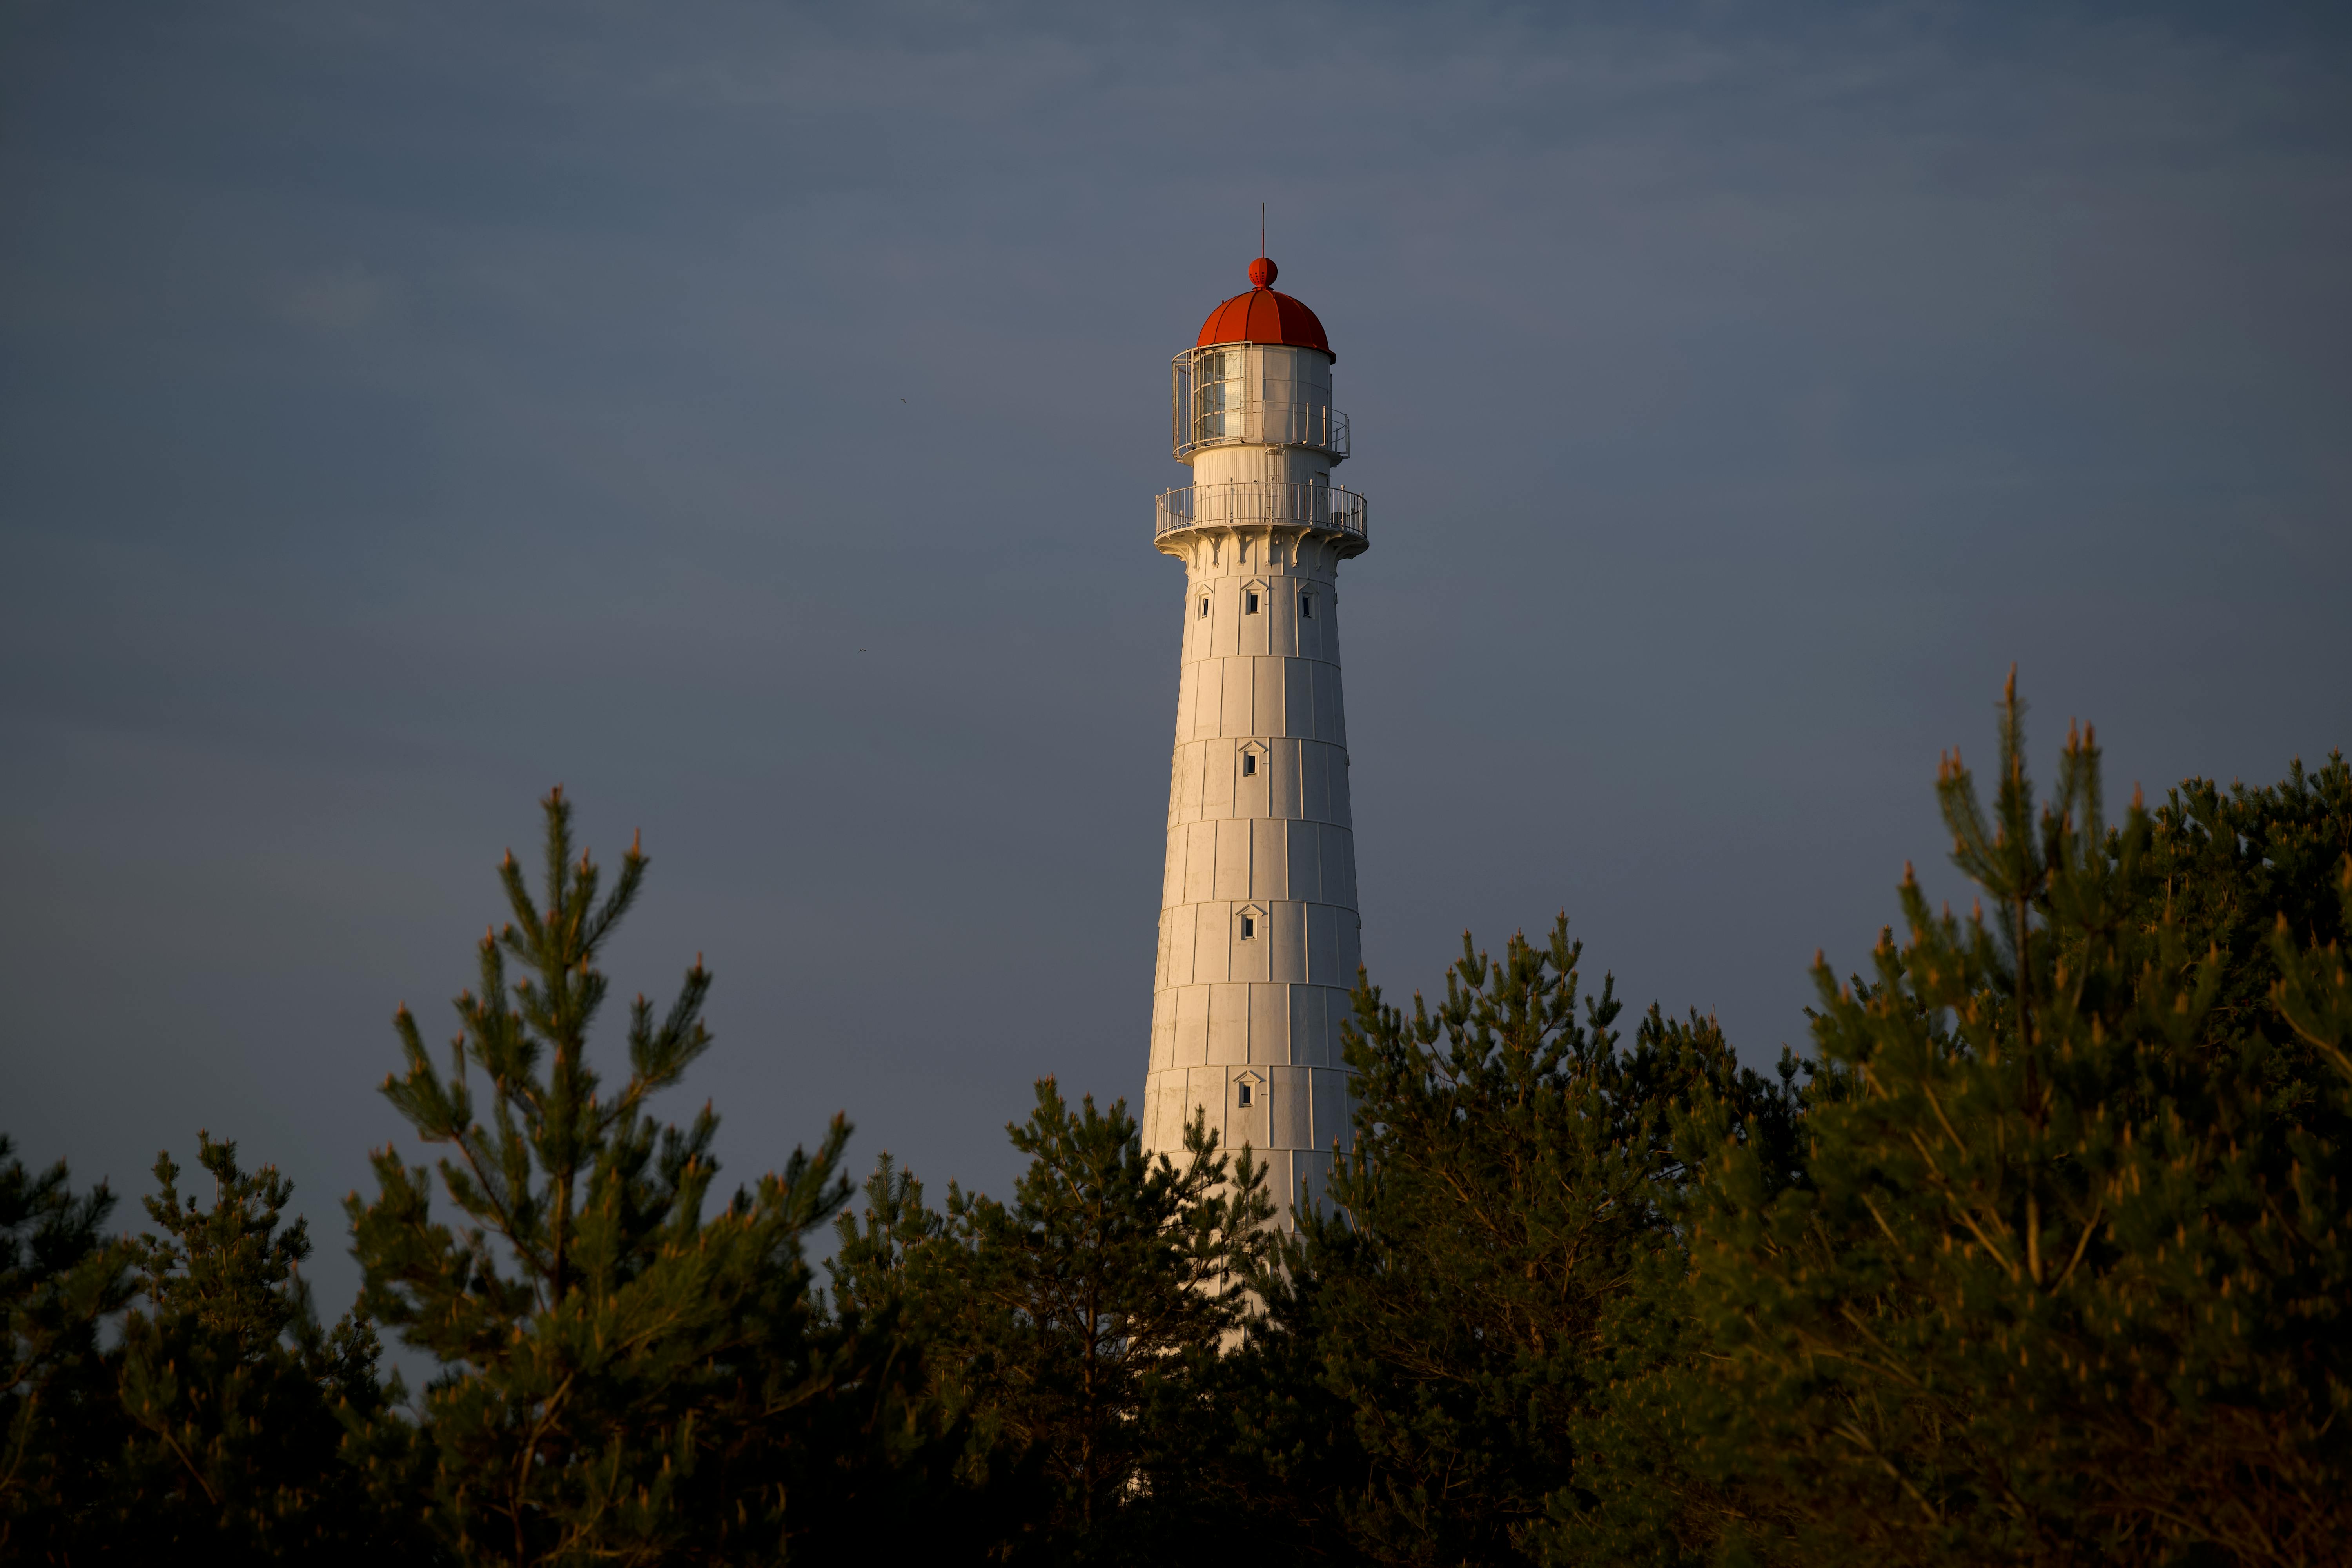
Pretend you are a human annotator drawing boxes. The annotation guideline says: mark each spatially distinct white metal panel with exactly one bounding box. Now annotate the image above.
[1167,898,1198,986]
[1220,659,1251,738]
[1194,903,1231,983]
[1183,820,1216,904]
[1272,901,1308,984]
[1249,983,1288,1065]
[1301,742,1330,822]
[1285,816,1318,903]
[1208,983,1249,1064]
[1253,656,1282,738]
[1198,740,1229,818]
[1271,737,1302,818]
[1322,822,1355,907]
[1271,1066,1312,1148]
[1214,818,1250,900]
[1173,743,1203,822]
[1174,984,1209,1067]
[1290,984,1327,1067]
[1283,659,1313,740]
[1307,902,1338,984]
[1147,991,1170,1071]
[1312,663,1341,744]
[1252,817,1288,900]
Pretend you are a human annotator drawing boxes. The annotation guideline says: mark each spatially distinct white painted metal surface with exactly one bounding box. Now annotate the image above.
[1141,318,1368,1227]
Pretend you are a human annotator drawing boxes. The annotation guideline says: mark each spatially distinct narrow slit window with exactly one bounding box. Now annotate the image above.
[1245,590,1260,614]
[1241,752,1257,777]
[1236,1082,1254,1107]
[1300,593,1314,619]
[1200,597,1210,619]
[1240,914,1256,940]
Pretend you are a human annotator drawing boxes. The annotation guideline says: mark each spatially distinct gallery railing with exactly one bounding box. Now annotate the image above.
[1154,481,1368,543]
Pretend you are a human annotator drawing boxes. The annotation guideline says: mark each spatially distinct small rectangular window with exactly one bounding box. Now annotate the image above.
[1236,1082,1254,1107]
[1300,594,1314,618]
[1200,597,1210,619]
[1240,915,1256,940]
[1245,591,1260,614]
[1241,752,1257,777]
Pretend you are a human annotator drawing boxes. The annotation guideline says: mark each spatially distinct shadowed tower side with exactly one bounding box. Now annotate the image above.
[1141,254,1368,1224]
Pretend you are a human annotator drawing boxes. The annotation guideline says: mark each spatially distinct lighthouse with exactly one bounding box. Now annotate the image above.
[1140,255,1367,1224]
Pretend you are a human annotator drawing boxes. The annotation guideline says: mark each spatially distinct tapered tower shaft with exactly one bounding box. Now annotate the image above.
[1140,256,1366,1221]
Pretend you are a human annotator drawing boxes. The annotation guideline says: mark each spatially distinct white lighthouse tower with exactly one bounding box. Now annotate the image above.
[1140,255,1366,1222]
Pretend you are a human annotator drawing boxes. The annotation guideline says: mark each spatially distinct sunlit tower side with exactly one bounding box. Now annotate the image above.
[1140,255,1367,1224]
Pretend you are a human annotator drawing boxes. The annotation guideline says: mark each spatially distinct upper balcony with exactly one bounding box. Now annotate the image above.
[1172,345,1350,462]
[1155,481,1368,553]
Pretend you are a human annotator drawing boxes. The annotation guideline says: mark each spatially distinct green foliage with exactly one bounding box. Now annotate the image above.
[0,1139,133,1558]
[109,1132,410,1559]
[1679,681,2352,1566]
[1252,918,1798,1566]
[830,1082,1273,1562]
[349,786,931,1565]
[2272,858,2352,1086]
[3,1132,415,1562]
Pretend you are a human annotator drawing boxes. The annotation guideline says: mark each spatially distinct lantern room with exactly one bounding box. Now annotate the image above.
[1171,256,1350,474]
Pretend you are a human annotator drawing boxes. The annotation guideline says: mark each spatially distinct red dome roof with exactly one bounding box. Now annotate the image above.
[1195,256,1332,359]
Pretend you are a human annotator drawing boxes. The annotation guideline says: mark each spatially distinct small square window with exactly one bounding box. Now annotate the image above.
[1300,594,1314,619]
[1236,1082,1254,1107]
[1245,591,1260,614]
[1241,752,1257,777]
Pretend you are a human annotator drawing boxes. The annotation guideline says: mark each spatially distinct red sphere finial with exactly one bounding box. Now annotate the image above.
[1248,256,1277,288]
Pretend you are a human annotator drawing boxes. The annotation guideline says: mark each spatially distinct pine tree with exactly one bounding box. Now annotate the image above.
[0,1140,132,1558]
[833,1082,1273,1561]
[1256,918,1798,1566]
[2273,857,2352,1089]
[347,787,927,1565]
[107,1132,410,1559]
[1679,680,2352,1566]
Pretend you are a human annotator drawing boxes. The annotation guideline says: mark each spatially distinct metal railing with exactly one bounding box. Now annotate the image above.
[1172,350,1350,461]
[1155,481,1368,543]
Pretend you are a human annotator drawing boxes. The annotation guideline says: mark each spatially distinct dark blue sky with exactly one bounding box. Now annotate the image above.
[5,2,2348,1323]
